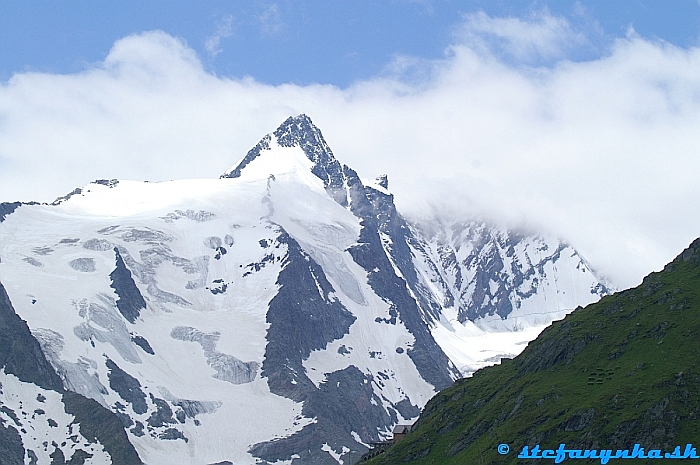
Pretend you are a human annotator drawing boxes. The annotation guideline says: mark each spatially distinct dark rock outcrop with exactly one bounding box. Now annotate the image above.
[0,282,142,464]
[110,248,146,323]
[0,202,22,223]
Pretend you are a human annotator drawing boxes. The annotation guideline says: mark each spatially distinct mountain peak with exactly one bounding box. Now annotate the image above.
[272,114,318,148]
[221,114,348,205]
[272,114,342,183]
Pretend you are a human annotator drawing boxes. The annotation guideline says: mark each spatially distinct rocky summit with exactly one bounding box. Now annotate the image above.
[0,115,608,464]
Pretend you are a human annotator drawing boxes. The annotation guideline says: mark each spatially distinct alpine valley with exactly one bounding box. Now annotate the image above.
[0,115,610,464]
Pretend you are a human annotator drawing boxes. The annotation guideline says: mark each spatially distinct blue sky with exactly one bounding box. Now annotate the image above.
[2,1,700,86]
[2,2,700,287]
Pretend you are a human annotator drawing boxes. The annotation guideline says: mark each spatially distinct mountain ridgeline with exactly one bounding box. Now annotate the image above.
[0,115,609,464]
[366,238,700,464]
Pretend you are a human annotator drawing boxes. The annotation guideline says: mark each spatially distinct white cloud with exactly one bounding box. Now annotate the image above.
[1,13,700,290]
[456,9,589,63]
[257,4,283,36]
[205,14,234,57]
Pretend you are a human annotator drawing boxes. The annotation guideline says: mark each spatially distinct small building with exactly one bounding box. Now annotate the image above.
[392,424,413,443]
[359,425,416,462]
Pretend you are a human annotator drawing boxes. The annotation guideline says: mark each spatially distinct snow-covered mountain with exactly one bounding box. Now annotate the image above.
[0,115,609,464]
[412,220,608,325]
[407,219,610,374]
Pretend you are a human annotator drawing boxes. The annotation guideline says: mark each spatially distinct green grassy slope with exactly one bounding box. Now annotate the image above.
[366,238,700,464]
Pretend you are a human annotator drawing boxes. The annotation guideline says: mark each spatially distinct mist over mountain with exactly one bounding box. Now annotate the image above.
[0,115,609,464]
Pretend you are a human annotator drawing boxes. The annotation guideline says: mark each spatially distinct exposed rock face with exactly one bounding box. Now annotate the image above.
[0,284,63,391]
[0,202,22,223]
[110,248,147,323]
[342,166,458,390]
[0,282,142,464]
[409,220,611,327]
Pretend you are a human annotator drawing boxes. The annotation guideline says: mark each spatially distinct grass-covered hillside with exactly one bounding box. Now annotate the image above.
[366,238,700,464]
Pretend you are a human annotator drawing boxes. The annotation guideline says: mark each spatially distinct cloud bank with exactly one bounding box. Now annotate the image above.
[1,11,699,289]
